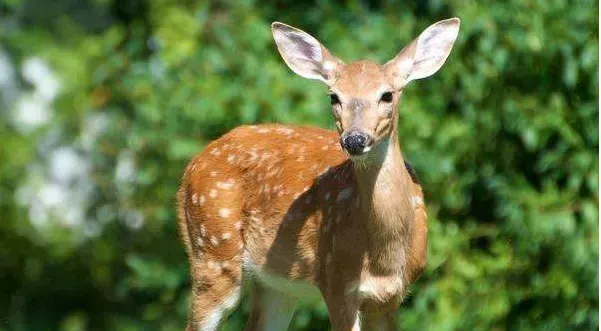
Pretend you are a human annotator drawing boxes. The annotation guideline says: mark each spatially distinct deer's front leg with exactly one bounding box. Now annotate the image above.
[322,289,361,331]
[361,310,398,331]
[319,226,366,330]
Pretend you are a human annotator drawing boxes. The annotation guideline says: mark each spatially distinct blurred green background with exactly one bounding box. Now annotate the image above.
[0,0,598,330]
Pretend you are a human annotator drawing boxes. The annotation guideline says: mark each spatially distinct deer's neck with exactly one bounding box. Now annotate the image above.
[352,134,414,275]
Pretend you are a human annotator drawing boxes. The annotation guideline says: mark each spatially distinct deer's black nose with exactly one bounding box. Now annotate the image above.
[341,131,372,155]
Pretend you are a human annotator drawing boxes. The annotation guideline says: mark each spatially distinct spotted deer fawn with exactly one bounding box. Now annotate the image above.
[177,18,460,331]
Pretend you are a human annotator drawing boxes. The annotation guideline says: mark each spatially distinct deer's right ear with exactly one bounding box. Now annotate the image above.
[272,22,343,85]
[385,18,460,90]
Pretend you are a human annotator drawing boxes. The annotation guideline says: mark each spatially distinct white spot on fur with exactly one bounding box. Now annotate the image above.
[209,189,218,198]
[219,208,231,218]
[412,195,424,207]
[207,260,219,270]
[276,127,295,135]
[191,193,198,204]
[258,128,270,133]
[221,232,231,240]
[249,150,259,161]
[210,236,219,246]
[227,154,237,163]
[200,225,206,236]
[196,237,205,247]
[199,195,206,206]
[216,179,235,190]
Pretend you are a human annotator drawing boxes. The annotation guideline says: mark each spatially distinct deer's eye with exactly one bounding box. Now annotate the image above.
[329,93,340,105]
[380,91,393,102]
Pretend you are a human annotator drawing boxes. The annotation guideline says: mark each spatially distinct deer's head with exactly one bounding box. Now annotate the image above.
[272,18,460,158]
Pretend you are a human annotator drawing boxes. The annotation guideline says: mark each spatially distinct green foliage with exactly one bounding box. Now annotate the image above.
[0,0,597,330]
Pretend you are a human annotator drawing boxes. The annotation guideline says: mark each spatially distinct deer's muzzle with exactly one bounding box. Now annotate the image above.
[340,131,373,156]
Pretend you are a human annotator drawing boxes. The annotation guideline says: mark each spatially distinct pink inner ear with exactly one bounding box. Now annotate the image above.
[273,25,329,81]
[273,27,344,85]
[383,19,459,88]
[286,33,321,61]
[407,20,459,81]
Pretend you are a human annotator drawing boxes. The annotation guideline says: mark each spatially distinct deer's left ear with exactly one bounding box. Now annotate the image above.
[385,18,460,89]
[272,22,343,85]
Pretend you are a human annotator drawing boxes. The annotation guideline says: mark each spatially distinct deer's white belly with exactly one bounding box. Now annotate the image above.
[243,251,322,301]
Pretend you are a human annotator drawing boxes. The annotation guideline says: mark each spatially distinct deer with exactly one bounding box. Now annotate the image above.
[177,17,460,331]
